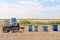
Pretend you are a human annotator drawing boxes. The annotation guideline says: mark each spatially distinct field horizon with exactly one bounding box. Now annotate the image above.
[0,19,60,40]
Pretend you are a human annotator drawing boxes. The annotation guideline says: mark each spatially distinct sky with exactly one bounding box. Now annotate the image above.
[0,0,60,18]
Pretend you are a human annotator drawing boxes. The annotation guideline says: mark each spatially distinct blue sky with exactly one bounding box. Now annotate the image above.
[0,0,60,18]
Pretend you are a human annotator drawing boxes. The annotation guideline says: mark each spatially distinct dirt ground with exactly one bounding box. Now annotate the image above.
[0,24,60,40]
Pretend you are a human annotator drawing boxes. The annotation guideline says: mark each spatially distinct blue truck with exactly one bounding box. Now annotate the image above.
[3,18,19,33]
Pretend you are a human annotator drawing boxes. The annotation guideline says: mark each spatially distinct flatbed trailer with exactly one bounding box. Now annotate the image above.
[11,23,20,32]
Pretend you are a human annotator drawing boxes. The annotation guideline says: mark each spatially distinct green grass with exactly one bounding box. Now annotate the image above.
[0,19,60,26]
[19,20,60,26]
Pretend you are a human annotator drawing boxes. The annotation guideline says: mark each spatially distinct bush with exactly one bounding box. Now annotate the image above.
[19,20,31,26]
[19,20,60,26]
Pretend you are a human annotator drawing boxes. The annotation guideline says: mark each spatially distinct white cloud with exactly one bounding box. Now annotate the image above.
[44,0,55,2]
[0,1,46,18]
[0,1,60,18]
[42,5,60,18]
